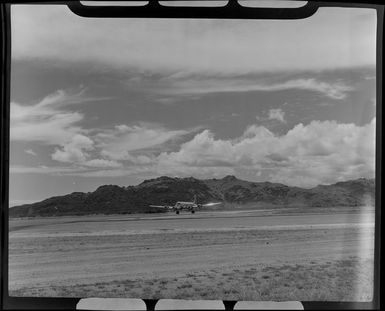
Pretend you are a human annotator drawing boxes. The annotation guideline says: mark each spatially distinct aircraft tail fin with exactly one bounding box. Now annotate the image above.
[193,194,198,204]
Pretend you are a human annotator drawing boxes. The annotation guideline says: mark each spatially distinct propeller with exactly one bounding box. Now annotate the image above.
[201,202,221,207]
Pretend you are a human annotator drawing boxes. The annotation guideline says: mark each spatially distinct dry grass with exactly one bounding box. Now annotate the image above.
[10,256,373,302]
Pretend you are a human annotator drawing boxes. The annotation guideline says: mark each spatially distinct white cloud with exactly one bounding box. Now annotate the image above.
[11,106,83,145]
[268,108,286,123]
[15,118,375,187]
[10,90,193,168]
[97,123,191,160]
[155,118,375,187]
[45,120,192,169]
[161,78,353,100]
[100,150,154,165]
[10,88,113,145]
[275,79,352,100]
[11,5,376,75]
[11,87,375,187]
[115,124,131,132]
[51,134,94,163]
[11,89,127,168]
[10,89,89,145]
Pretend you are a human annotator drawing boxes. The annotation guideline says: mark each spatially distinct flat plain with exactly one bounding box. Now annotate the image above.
[8,208,375,301]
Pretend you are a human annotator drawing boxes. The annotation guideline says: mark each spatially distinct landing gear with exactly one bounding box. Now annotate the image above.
[176,210,180,214]
[191,210,195,214]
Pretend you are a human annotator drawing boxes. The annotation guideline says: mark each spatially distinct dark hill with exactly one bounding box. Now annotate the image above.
[9,176,375,217]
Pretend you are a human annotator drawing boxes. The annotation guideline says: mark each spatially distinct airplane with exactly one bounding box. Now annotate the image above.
[150,195,221,214]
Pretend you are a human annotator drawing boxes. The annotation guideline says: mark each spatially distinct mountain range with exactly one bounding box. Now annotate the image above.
[9,175,375,217]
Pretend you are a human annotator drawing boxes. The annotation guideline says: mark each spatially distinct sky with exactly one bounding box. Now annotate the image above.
[9,3,377,206]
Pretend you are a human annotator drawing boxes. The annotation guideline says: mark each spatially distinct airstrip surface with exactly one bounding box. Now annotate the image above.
[8,208,375,301]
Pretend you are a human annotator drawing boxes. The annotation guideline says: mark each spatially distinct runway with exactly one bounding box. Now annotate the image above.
[9,208,374,236]
[8,209,375,300]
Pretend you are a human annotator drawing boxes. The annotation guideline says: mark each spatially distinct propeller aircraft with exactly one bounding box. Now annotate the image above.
[150,195,221,214]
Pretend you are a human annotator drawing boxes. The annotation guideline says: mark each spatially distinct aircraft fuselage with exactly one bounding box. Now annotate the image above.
[174,201,200,211]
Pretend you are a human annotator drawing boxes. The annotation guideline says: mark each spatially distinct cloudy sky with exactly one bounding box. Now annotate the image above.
[9,3,377,206]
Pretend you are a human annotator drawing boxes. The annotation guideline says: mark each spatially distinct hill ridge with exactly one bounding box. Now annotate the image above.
[9,176,375,217]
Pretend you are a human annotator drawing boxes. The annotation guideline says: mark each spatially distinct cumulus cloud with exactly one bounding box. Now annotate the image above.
[155,118,375,187]
[51,134,94,163]
[26,118,375,187]
[268,108,286,123]
[11,89,375,187]
[45,120,194,171]
[114,124,131,132]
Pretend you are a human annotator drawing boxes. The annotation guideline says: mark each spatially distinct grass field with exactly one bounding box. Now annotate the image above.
[10,257,373,301]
